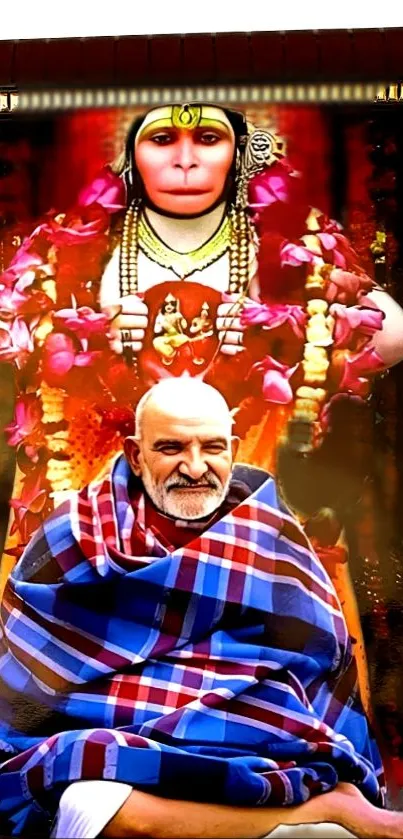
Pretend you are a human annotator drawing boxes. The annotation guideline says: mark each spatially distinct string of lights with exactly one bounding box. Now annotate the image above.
[0,82,400,112]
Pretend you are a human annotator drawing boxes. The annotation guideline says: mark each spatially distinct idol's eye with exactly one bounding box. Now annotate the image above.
[149,132,175,146]
[199,131,222,145]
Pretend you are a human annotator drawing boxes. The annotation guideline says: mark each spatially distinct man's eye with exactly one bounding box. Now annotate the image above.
[159,446,181,455]
[204,445,226,454]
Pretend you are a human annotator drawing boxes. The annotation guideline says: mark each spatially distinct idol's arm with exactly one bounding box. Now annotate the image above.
[216,271,261,355]
[99,246,148,353]
[364,287,403,368]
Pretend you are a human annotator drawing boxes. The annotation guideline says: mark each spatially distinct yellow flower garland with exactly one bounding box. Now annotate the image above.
[292,264,335,440]
[40,381,73,494]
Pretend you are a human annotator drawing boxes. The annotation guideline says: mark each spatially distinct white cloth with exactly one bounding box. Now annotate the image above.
[51,780,132,838]
[265,825,356,838]
[51,780,357,839]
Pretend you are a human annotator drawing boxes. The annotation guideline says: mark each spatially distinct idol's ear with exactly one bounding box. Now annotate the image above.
[123,436,142,476]
[110,150,126,176]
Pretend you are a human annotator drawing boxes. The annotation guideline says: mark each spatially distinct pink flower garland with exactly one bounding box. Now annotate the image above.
[0,160,387,547]
[1,161,386,427]
[245,162,385,407]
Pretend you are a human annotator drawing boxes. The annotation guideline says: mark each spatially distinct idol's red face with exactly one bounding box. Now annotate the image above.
[134,123,235,216]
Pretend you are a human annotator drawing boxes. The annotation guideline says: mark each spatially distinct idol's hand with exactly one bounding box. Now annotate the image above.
[216,296,250,356]
[105,295,149,354]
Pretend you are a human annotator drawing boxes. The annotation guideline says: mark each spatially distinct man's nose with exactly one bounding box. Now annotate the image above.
[173,137,198,172]
[179,452,208,481]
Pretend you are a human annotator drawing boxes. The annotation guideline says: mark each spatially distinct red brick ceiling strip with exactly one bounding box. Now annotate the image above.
[0,41,14,86]
[249,32,286,81]
[317,30,355,80]
[42,38,86,86]
[114,36,150,85]
[11,40,47,85]
[283,31,321,80]
[79,37,117,86]
[0,29,398,89]
[351,29,387,79]
[214,33,251,82]
[148,35,182,84]
[383,28,403,78]
[182,34,216,84]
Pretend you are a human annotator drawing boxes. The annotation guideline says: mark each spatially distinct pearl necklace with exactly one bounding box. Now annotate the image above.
[119,201,253,297]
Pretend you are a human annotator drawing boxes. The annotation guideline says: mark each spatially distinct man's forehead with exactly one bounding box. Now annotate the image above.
[144,407,231,439]
[135,104,234,141]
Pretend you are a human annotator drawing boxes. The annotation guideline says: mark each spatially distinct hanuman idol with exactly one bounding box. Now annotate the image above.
[2,102,403,711]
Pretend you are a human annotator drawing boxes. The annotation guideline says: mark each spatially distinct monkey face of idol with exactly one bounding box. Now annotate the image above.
[133,105,236,217]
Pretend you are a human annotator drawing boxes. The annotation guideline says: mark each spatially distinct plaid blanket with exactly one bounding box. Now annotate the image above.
[0,455,384,835]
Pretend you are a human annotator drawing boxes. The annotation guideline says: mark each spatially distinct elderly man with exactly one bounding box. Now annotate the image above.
[0,379,401,839]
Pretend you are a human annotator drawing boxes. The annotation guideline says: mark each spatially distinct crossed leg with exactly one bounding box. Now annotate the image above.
[54,780,403,839]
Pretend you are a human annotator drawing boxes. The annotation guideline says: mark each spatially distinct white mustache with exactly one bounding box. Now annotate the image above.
[166,473,220,491]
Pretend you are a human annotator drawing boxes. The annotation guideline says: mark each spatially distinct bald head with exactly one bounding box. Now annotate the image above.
[135,379,233,439]
[125,379,238,520]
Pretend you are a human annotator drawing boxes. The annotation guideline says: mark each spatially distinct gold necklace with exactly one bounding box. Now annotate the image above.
[137,211,231,279]
[119,200,252,297]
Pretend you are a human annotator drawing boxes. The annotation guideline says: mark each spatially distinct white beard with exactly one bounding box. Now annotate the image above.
[141,463,231,520]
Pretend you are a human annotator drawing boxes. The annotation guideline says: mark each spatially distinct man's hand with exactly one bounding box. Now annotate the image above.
[216,295,251,356]
[105,295,149,354]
